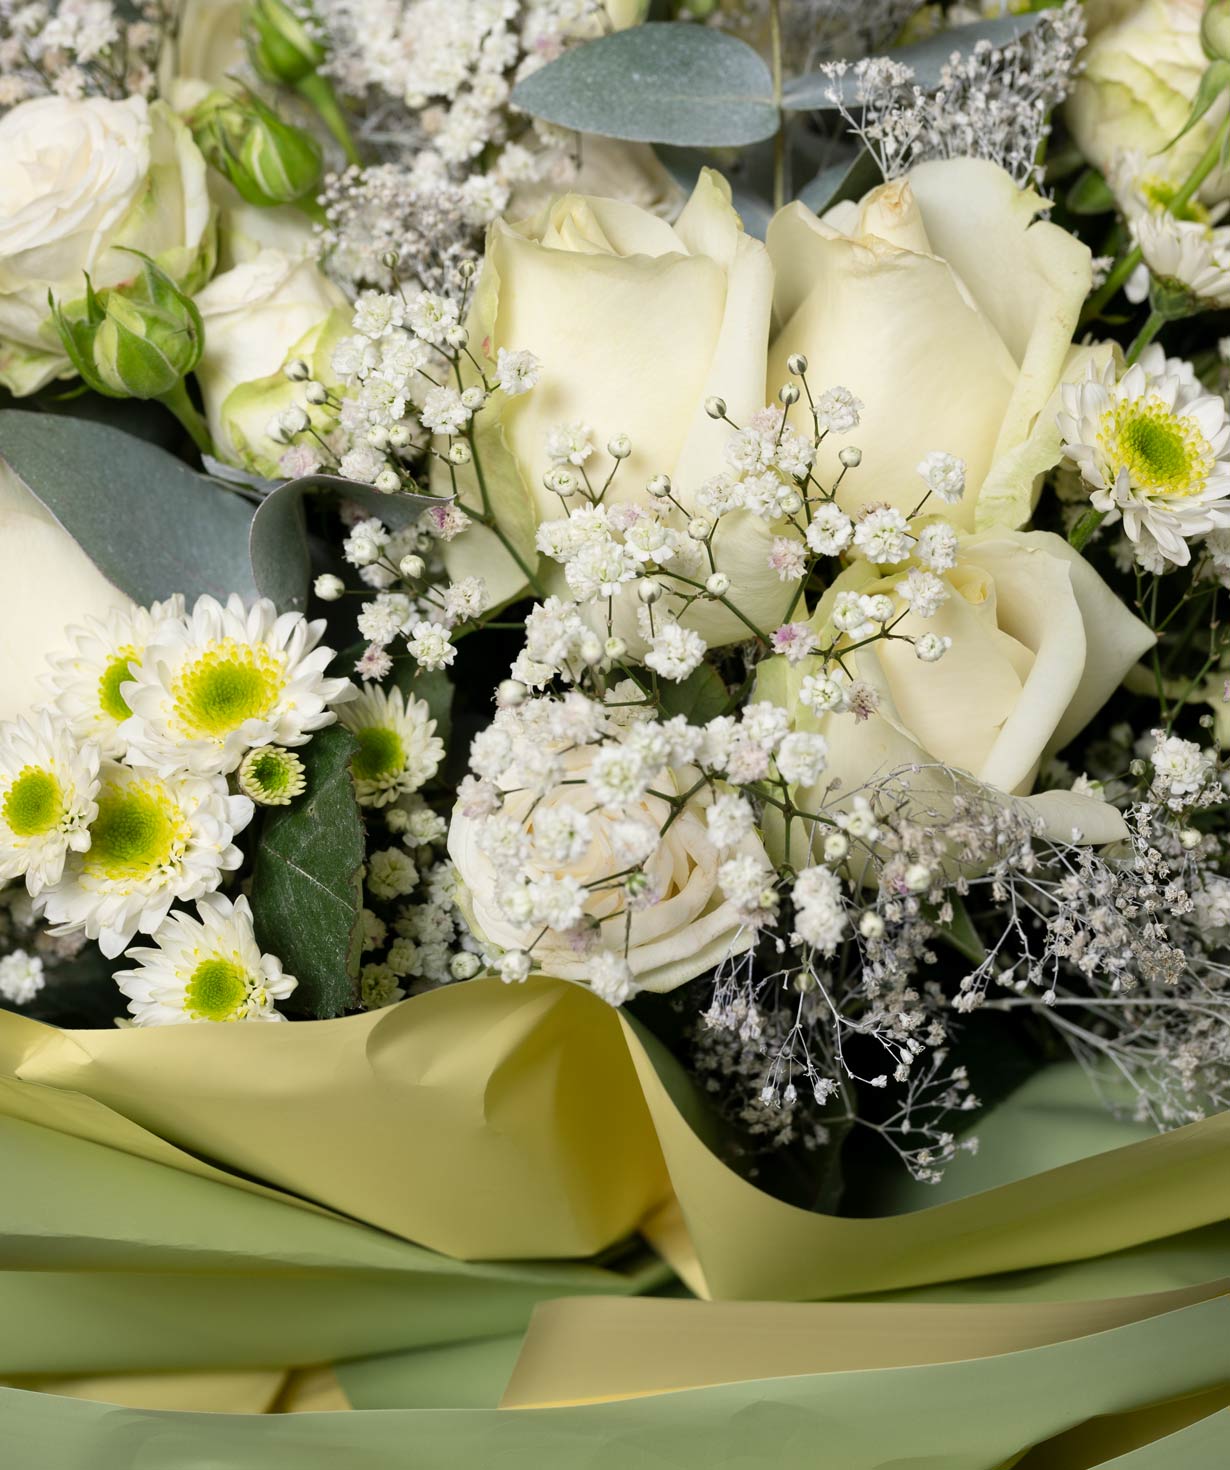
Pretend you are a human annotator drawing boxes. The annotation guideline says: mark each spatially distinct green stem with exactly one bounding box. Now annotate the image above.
[1125,307,1165,365]
[1069,505,1106,552]
[158,379,213,457]
[1079,246,1141,327]
[1169,113,1230,214]
[295,72,361,167]
[769,0,785,212]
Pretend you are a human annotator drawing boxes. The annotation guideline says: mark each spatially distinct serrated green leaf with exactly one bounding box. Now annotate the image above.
[511,23,778,147]
[782,14,1045,112]
[0,409,258,604]
[249,473,440,613]
[249,725,366,1018]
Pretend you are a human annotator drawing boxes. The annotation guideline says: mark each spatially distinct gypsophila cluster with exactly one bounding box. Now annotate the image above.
[0,0,168,107]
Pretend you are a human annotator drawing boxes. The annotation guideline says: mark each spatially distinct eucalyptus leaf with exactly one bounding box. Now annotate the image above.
[511,23,778,147]
[249,473,441,613]
[782,14,1045,112]
[0,409,258,605]
[249,725,365,1019]
[796,147,882,214]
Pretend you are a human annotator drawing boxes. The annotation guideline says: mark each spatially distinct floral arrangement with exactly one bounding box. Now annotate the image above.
[1,1,1230,1465]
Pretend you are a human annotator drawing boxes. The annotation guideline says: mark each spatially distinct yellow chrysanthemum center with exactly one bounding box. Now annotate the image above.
[99,645,138,724]
[1098,396,1213,499]
[352,725,406,783]
[3,767,64,837]
[171,639,285,739]
[184,954,252,1021]
[84,779,188,882]
[1140,175,1210,226]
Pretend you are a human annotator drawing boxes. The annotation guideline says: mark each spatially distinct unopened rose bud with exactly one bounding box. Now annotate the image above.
[244,0,325,86]
[190,89,321,209]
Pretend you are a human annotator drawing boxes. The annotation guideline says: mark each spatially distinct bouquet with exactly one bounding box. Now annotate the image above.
[1,1,1229,1465]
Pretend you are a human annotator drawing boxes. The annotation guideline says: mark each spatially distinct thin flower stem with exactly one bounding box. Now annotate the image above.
[770,0,786,212]
[1125,307,1165,365]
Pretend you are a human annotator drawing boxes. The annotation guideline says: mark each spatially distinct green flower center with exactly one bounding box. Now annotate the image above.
[247,749,294,797]
[99,647,138,724]
[3,767,64,837]
[1099,397,1213,499]
[185,956,252,1021]
[352,725,405,783]
[1140,176,1210,226]
[84,781,185,881]
[172,640,284,739]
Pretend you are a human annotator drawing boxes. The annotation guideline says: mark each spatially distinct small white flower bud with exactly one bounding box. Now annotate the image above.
[497,679,528,708]
[786,352,808,376]
[779,490,803,515]
[604,635,627,661]
[460,384,485,409]
[498,949,532,983]
[375,468,401,493]
[904,863,932,893]
[304,380,328,405]
[367,426,390,449]
[608,433,632,459]
[1129,758,1147,777]
[280,406,309,435]
[637,577,663,605]
[579,632,604,665]
[793,969,816,994]
[314,573,345,601]
[779,383,800,406]
[705,571,731,596]
[823,832,849,863]
[543,467,578,496]
[688,517,712,541]
[1179,827,1203,850]
[283,358,310,381]
[399,553,425,580]
[838,446,862,468]
[704,396,727,419]
[458,259,477,280]
[646,474,672,498]
[265,416,288,444]
[450,951,482,981]
[445,325,469,349]
[859,911,885,940]
[448,441,472,465]
[388,423,413,448]
[381,250,400,270]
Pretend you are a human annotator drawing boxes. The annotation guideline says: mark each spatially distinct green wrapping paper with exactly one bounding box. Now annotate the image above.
[0,977,1227,1466]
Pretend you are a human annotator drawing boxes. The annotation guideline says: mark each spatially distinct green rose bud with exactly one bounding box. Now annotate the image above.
[1203,0,1230,62]
[191,91,322,209]
[243,0,325,87]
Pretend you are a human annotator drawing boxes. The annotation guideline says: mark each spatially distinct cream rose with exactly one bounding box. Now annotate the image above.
[0,95,214,397]
[449,743,766,994]
[193,248,351,476]
[442,169,787,648]
[508,135,683,222]
[766,158,1091,532]
[0,463,130,724]
[755,530,1155,858]
[1067,0,1230,201]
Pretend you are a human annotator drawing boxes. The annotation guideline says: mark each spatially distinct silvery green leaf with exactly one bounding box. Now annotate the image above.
[796,147,882,214]
[782,14,1046,112]
[511,23,778,147]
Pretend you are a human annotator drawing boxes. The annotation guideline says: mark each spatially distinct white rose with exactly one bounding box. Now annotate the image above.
[448,742,766,993]
[1067,1,1230,202]
[193,248,350,476]
[756,530,1155,854]
[766,158,1091,532]
[0,463,130,724]
[0,96,213,397]
[508,135,683,222]
[442,169,787,649]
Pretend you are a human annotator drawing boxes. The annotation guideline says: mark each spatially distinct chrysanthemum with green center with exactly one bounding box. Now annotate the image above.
[338,684,444,806]
[0,712,100,896]
[114,892,297,1026]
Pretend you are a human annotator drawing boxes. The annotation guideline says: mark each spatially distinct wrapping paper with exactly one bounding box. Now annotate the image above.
[0,974,1227,1466]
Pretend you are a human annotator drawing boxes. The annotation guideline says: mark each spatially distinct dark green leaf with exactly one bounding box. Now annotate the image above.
[511,23,778,147]
[1066,168,1116,215]
[657,663,728,724]
[0,409,258,604]
[249,473,440,613]
[249,725,366,1018]
[796,147,882,214]
[782,14,1045,111]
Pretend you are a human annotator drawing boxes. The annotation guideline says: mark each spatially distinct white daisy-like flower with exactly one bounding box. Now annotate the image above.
[0,712,100,896]
[113,893,296,1026]
[37,762,253,959]
[1130,211,1230,310]
[44,596,186,758]
[338,684,444,806]
[121,595,354,777]
[1058,346,1230,565]
[1108,151,1227,305]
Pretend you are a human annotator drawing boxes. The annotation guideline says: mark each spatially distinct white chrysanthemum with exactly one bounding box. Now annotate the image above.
[1058,346,1230,565]
[121,595,353,777]
[1131,212,1230,310]
[113,893,296,1026]
[37,762,253,959]
[45,596,186,757]
[0,712,101,896]
[338,684,444,806]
